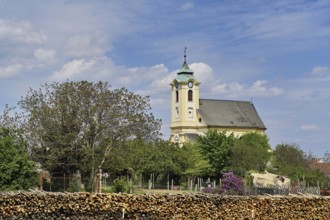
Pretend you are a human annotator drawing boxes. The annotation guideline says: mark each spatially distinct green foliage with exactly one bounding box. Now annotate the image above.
[108,139,211,187]
[112,178,128,193]
[0,127,38,191]
[178,143,211,177]
[19,81,161,191]
[142,140,181,175]
[272,143,308,179]
[227,132,272,176]
[67,176,83,192]
[116,139,181,176]
[272,143,329,186]
[197,130,235,176]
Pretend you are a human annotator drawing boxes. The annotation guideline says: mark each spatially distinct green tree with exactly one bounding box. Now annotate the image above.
[227,132,271,176]
[197,130,235,176]
[138,140,181,177]
[272,143,309,180]
[19,81,161,191]
[178,143,211,177]
[272,143,330,185]
[106,139,210,187]
[105,139,181,180]
[0,108,39,191]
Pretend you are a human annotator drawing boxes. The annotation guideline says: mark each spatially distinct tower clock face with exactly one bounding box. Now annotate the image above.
[188,82,193,88]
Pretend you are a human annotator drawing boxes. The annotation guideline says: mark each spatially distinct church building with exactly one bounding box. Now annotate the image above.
[170,52,266,144]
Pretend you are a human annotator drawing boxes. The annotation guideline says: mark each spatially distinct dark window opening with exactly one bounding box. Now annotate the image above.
[188,90,193,101]
[176,91,179,102]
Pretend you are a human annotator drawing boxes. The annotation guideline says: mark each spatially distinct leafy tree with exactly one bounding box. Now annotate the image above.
[197,130,235,176]
[19,81,161,191]
[114,139,180,176]
[272,143,309,180]
[106,139,210,187]
[227,132,272,176]
[178,143,211,177]
[137,140,182,178]
[0,108,38,191]
[272,143,330,186]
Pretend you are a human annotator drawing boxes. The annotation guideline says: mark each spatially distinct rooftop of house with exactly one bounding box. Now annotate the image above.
[309,159,330,177]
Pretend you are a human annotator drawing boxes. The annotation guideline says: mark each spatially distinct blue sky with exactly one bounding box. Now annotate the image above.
[0,0,329,156]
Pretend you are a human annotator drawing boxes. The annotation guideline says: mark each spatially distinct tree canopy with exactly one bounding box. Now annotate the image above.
[272,143,308,178]
[197,130,235,176]
[0,108,38,191]
[19,81,161,191]
[227,132,271,176]
[272,143,329,185]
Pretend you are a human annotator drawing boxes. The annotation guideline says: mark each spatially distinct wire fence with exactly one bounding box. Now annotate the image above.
[39,173,327,196]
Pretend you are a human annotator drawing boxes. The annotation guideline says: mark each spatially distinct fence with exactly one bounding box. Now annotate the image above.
[39,172,324,196]
[41,175,89,192]
[246,185,320,196]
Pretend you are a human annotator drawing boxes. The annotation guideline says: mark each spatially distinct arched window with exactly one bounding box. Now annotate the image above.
[188,90,193,102]
[176,91,179,102]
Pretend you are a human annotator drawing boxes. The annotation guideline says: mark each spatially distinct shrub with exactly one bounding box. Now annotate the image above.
[112,178,128,193]
[221,172,244,195]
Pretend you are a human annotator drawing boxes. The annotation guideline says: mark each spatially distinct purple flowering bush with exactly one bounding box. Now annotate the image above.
[221,172,244,195]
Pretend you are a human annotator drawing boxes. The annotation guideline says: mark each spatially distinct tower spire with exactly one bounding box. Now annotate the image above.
[184,46,187,62]
[178,46,193,74]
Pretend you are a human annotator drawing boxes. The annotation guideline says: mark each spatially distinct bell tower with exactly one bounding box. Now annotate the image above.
[170,48,200,143]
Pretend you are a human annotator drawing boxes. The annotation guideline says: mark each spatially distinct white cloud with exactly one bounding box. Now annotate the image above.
[124,64,169,86]
[211,83,227,94]
[66,35,109,58]
[228,82,244,93]
[34,48,56,64]
[0,64,23,78]
[0,19,46,45]
[308,66,330,78]
[50,58,171,90]
[300,124,320,131]
[211,80,283,98]
[51,59,90,80]
[181,2,194,11]
[190,62,214,83]
[249,80,284,97]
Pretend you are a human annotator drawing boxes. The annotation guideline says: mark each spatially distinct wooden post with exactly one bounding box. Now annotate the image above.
[219,179,222,192]
[167,174,169,191]
[97,167,102,193]
[39,171,43,191]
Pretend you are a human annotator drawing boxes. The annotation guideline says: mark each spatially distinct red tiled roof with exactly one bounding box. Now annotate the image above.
[309,160,330,177]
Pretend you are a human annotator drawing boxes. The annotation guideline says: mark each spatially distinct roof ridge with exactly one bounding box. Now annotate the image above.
[199,98,251,103]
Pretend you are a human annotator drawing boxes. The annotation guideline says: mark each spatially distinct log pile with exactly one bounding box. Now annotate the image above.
[0,192,329,219]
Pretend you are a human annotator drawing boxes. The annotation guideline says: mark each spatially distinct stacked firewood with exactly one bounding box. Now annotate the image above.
[0,192,329,219]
